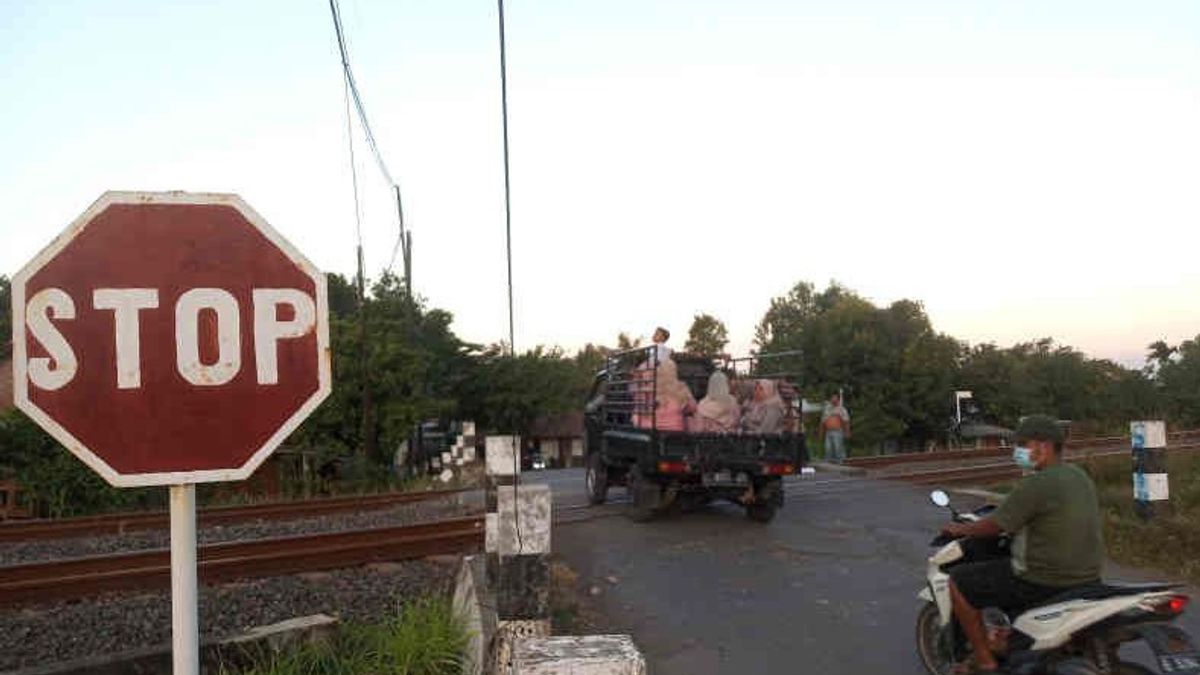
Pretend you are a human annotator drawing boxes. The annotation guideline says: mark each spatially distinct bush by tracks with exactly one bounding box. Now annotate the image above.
[226,596,466,675]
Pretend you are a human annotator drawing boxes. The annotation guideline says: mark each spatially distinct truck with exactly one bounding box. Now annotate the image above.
[583,347,807,523]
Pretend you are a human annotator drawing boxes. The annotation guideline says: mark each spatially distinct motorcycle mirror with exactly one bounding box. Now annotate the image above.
[930,490,951,508]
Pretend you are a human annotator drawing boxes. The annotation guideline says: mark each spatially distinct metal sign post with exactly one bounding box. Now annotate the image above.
[169,485,200,675]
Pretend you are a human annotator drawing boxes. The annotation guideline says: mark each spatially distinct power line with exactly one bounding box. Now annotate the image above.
[328,0,412,289]
[497,0,515,357]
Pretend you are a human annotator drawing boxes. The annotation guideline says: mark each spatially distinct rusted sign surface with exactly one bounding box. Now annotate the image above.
[11,192,331,487]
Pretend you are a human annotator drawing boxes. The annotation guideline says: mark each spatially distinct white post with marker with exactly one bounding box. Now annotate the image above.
[170,485,200,675]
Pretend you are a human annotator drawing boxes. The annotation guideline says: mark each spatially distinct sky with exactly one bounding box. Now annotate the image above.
[2,0,1198,366]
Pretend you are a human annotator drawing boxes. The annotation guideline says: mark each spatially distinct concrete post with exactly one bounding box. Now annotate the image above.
[484,434,553,671]
[1132,420,1170,520]
[512,636,647,675]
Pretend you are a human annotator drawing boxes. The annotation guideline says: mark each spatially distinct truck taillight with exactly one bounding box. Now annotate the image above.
[763,463,796,476]
[657,460,689,474]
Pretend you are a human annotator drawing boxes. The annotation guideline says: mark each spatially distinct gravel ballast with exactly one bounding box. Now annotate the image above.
[0,491,483,566]
[0,558,457,671]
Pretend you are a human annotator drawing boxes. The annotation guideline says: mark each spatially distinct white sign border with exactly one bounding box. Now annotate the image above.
[12,190,332,488]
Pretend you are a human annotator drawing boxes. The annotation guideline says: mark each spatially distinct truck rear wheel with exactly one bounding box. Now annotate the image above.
[746,479,782,523]
[746,502,778,523]
[627,466,661,522]
[585,453,608,505]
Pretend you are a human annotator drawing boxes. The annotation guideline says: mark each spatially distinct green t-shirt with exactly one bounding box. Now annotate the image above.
[992,463,1105,587]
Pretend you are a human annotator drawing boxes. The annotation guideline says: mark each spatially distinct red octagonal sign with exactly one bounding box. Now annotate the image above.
[11,192,331,487]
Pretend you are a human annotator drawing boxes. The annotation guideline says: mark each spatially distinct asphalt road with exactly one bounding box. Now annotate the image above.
[538,467,1200,675]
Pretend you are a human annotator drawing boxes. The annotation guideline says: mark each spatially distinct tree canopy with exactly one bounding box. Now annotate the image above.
[685,313,729,357]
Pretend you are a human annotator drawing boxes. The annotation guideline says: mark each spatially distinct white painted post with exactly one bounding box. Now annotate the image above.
[169,485,200,675]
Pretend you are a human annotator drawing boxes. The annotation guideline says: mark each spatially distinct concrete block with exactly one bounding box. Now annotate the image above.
[438,468,454,483]
[512,635,646,675]
[487,435,521,477]
[496,483,551,556]
[462,445,477,463]
[463,421,476,437]
[227,614,338,651]
[486,512,499,553]
[494,619,552,675]
[452,555,497,675]
[492,554,550,619]
[442,451,453,464]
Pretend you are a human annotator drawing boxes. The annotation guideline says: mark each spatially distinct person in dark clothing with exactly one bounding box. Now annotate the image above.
[940,414,1104,673]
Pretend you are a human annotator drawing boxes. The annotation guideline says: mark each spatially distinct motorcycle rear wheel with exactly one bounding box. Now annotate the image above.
[916,601,959,675]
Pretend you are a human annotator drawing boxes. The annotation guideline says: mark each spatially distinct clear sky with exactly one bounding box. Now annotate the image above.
[3,0,1198,366]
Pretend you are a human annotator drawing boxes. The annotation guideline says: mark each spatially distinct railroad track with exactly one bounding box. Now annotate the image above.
[0,488,476,543]
[845,429,1200,469]
[882,441,1200,488]
[0,516,483,606]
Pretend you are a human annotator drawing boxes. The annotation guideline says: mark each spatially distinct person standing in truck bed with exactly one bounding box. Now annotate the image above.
[821,393,851,463]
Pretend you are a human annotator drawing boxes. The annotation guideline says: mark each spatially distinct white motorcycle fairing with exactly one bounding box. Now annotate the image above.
[1014,590,1181,651]
[918,540,964,625]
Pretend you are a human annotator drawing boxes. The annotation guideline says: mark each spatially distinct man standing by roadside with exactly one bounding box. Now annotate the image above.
[820,392,851,463]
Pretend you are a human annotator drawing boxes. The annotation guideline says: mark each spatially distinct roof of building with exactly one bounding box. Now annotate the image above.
[530,411,585,438]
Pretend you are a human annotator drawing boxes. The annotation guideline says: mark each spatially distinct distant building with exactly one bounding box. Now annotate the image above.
[529,412,585,468]
[958,422,1012,450]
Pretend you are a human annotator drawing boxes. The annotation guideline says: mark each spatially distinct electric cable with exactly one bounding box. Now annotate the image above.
[328,0,411,286]
[496,0,523,555]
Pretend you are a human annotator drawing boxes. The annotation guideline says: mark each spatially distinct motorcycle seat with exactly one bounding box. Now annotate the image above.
[1040,581,1181,606]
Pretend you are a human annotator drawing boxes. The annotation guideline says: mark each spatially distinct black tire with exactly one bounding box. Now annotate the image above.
[627,466,660,522]
[585,453,608,506]
[916,601,958,675]
[746,502,777,523]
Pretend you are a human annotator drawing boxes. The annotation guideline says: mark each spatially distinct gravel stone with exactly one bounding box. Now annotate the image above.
[0,492,483,566]
[0,558,457,671]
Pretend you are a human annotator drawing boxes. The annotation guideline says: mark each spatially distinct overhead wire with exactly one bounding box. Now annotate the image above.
[328,0,411,287]
[496,0,523,555]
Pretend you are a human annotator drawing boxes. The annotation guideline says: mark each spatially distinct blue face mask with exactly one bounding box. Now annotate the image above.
[1013,446,1036,470]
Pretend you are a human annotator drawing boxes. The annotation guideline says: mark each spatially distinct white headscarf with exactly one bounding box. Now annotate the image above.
[696,372,739,432]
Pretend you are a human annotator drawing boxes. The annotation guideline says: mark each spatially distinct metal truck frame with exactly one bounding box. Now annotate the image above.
[583,347,807,523]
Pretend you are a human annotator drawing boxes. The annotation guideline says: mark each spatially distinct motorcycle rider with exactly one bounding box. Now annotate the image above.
[940,414,1104,673]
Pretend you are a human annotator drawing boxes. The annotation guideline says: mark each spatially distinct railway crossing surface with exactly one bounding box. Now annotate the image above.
[549,468,1200,675]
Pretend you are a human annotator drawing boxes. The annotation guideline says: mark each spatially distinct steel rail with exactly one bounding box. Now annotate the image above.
[0,516,483,606]
[0,488,477,543]
[845,429,1200,469]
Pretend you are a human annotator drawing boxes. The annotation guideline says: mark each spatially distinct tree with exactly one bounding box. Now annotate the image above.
[754,281,961,450]
[684,313,729,357]
[0,275,10,346]
[1157,336,1200,426]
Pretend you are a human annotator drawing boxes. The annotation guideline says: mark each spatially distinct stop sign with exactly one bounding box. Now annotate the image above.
[10,191,331,487]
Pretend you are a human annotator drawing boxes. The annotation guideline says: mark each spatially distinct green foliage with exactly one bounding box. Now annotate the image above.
[458,345,591,435]
[292,273,473,465]
[0,409,162,517]
[755,282,962,450]
[230,596,466,675]
[684,313,729,357]
[0,275,10,345]
[1083,453,1200,584]
[1156,335,1200,427]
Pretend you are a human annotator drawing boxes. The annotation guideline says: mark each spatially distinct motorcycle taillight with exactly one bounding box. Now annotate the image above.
[1147,594,1189,617]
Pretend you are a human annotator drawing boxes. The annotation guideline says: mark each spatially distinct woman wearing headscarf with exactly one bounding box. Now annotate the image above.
[690,371,740,433]
[653,359,697,432]
[743,379,787,434]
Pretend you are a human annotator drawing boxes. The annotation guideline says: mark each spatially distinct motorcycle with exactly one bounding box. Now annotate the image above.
[917,489,1199,675]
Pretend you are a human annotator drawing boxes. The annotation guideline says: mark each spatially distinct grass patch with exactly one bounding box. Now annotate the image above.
[1079,452,1200,584]
[227,596,467,675]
